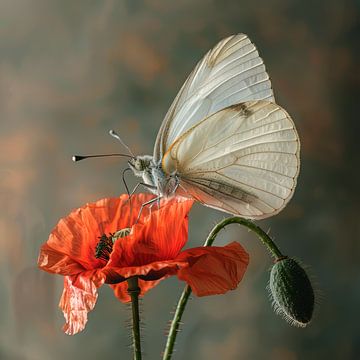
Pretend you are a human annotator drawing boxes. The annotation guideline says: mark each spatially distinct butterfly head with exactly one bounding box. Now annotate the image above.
[128,155,153,177]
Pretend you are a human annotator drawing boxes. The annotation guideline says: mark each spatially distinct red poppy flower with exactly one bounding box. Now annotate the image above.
[38,194,249,335]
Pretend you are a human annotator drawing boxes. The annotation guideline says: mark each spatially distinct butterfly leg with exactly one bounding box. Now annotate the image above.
[149,197,161,212]
[124,182,158,226]
[126,182,157,204]
[122,167,132,198]
[135,196,162,224]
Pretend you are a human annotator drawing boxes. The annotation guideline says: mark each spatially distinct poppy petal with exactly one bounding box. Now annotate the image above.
[59,271,105,335]
[46,194,155,270]
[104,259,186,283]
[176,242,249,296]
[38,243,85,275]
[109,198,193,268]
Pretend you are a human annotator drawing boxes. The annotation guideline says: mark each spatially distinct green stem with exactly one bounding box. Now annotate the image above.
[163,285,192,360]
[162,216,283,360]
[204,217,283,259]
[127,277,142,360]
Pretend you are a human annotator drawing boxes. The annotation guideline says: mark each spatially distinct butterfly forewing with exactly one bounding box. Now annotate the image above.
[162,101,300,219]
[154,34,275,162]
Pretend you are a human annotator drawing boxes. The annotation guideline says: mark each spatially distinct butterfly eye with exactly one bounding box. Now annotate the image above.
[134,159,142,170]
[128,158,143,171]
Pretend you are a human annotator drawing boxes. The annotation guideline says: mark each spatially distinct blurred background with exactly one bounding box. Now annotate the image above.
[1,0,359,359]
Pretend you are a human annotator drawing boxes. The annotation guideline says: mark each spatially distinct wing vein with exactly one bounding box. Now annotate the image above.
[214,173,287,199]
[196,60,266,100]
[182,178,275,214]
[186,163,295,179]
[185,136,297,168]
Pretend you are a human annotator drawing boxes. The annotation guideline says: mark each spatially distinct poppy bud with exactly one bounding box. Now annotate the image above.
[269,257,314,327]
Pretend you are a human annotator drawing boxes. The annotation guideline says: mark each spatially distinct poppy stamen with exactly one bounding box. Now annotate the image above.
[95,234,114,261]
[95,229,131,261]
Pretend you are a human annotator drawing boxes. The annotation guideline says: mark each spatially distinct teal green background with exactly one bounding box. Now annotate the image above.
[0,0,359,359]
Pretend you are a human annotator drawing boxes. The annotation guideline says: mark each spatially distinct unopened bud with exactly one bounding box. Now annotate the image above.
[269,257,314,327]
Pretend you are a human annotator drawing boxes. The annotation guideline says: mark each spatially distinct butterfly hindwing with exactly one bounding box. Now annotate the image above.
[162,100,300,219]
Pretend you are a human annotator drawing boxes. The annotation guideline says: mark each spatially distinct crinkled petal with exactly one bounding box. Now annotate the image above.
[109,197,193,268]
[45,194,155,270]
[38,243,85,275]
[59,271,105,335]
[176,242,249,296]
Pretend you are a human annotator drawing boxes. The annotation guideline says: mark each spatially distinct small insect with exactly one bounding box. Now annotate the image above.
[74,34,300,219]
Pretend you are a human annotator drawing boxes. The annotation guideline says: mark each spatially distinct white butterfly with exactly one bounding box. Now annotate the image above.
[127,34,300,219]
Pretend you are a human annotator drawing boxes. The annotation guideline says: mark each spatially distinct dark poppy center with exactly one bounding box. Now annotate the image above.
[95,228,131,261]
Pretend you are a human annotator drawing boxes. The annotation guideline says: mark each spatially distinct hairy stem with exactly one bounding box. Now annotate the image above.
[163,217,283,360]
[127,277,142,360]
[162,285,192,360]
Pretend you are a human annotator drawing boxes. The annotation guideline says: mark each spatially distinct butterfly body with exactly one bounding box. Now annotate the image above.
[129,156,179,197]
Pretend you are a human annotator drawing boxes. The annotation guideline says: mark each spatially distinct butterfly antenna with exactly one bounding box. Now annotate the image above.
[72,153,132,162]
[109,130,135,157]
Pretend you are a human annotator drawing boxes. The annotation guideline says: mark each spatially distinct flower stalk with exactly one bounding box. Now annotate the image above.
[163,285,192,360]
[204,217,283,259]
[163,216,283,360]
[127,277,142,360]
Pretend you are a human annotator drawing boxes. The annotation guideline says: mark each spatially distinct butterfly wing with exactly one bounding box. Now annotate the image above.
[162,101,300,219]
[154,34,274,162]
